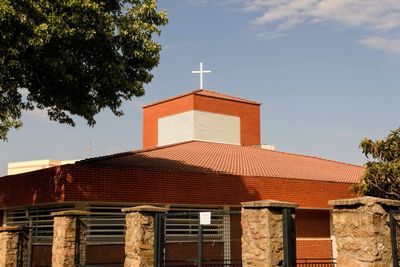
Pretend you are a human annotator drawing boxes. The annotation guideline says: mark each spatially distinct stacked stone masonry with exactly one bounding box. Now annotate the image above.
[0,226,28,267]
[241,200,298,267]
[51,210,89,267]
[122,206,168,267]
[330,196,400,267]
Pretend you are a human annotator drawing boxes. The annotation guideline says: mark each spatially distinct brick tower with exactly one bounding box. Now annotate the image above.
[142,89,261,148]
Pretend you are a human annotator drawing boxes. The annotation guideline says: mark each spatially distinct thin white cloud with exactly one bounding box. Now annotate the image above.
[243,0,400,30]
[231,0,400,55]
[255,30,287,40]
[188,0,209,5]
[360,36,400,55]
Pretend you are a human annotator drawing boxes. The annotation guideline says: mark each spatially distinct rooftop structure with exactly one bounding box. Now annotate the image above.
[0,88,364,265]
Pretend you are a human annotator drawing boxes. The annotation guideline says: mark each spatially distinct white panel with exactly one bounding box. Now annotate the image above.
[158,110,240,146]
[193,111,240,145]
[158,111,194,146]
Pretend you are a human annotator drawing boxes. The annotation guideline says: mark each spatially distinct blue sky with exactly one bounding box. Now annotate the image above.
[1,0,399,176]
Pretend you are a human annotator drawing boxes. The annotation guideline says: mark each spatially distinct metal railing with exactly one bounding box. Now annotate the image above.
[390,210,400,267]
[155,210,242,267]
[296,258,337,267]
[161,259,242,267]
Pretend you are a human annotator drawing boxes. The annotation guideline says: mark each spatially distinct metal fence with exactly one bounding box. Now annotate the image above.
[82,264,123,267]
[154,210,242,267]
[390,210,400,267]
[17,229,29,267]
[159,259,242,267]
[296,258,337,267]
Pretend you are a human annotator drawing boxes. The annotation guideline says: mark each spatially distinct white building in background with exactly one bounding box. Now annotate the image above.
[7,159,77,175]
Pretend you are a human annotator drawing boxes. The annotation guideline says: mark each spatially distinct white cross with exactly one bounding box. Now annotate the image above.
[192,62,212,89]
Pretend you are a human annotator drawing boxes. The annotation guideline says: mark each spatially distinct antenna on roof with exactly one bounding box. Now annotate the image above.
[191,62,211,89]
[84,140,92,154]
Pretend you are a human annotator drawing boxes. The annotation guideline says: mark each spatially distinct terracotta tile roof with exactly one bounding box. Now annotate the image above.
[143,89,261,108]
[78,141,364,183]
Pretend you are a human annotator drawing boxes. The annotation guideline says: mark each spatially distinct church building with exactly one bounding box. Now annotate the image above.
[0,89,364,266]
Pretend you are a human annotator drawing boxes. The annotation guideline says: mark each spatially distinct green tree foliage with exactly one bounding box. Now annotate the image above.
[0,0,167,140]
[355,127,400,200]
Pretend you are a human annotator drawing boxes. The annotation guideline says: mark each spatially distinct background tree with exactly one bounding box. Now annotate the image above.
[0,0,167,140]
[354,127,400,200]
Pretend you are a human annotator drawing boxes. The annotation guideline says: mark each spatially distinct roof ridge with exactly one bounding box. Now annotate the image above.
[194,89,261,105]
[193,89,261,105]
[142,89,202,108]
[142,89,260,108]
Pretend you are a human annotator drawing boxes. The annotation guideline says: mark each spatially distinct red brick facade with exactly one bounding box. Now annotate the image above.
[0,164,350,265]
[297,239,333,258]
[296,210,330,237]
[0,165,354,209]
[143,93,261,148]
[32,245,126,267]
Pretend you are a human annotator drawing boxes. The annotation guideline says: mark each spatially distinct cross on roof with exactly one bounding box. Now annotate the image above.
[192,62,211,89]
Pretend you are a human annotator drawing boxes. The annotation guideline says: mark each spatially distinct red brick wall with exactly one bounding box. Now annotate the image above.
[32,245,51,267]
[0,167,64,208]
[31,245,125,266]
[296,210,333,259]
[230,214,242,260]
[296,210,330,238]
[167,243,224,262]
[86,245,125,265]
[142,94,261,148]
[0,165,355,209]
[297,239,333,259]
[143,94,194,148]
[193,95,260,146]
[0,165,347,263]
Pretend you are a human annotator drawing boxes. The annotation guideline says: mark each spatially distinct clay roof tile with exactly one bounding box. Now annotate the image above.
[78,141,364,183]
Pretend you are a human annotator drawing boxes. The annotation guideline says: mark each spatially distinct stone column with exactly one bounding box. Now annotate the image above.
[241,200,298,267]
[51,210,90,267]
[122,205,168,267]
[0,226,28,267]
[329,196,400,267]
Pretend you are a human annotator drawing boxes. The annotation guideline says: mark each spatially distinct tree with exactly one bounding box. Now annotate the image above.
[0,0,167,140]
[354,127,400,200]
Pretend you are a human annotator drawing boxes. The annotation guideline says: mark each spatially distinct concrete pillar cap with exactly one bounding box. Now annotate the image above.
[51,210,90,217]
[122,205,169,213]
[329,196,400,208]
[241,199,298,209]
[0,225,26,232]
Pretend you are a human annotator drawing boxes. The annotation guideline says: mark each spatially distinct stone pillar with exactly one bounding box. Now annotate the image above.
[122,205,168,267]
[51,210,90,267]
[329,196,400,267]
[241,200,298,267]
[0,226,28,267]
